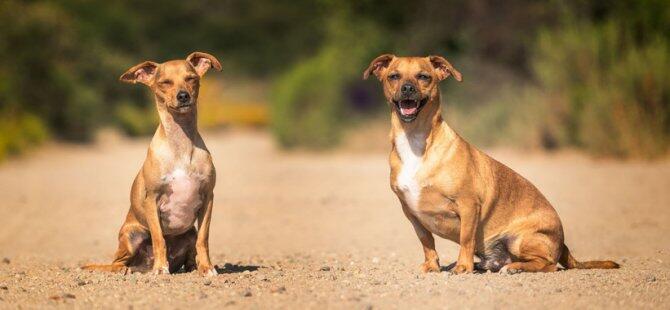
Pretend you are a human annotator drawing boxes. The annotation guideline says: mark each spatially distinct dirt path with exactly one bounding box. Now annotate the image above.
[0,130,669,309]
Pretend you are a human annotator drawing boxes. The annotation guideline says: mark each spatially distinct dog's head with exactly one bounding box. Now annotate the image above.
[363,54,461,122]
[120,52,222,114]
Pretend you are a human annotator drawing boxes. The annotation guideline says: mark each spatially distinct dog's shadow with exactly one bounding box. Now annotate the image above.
[215,263,261,274]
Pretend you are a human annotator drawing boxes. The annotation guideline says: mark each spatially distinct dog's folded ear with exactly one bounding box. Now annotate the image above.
[120,61,159,85]
[363,54,395,80]
[428,55,462,82]
[187,52,222,77]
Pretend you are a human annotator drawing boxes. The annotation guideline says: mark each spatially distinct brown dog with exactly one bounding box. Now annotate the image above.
[82,52,221,276]
[364,54,619,274]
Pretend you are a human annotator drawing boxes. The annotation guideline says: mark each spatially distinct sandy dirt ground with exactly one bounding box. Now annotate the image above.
[0,129,669,309]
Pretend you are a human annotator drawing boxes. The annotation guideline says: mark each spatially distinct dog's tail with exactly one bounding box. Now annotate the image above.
[559,244,620,269]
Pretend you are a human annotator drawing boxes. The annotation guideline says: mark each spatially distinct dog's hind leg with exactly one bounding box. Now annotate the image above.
[500,257,557,273]
[81,223,148,273]
[500,233,560,274]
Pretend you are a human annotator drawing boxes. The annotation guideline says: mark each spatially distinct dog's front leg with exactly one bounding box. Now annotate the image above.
[144,192,170,274]
[453,198,479,274]
[195,193,216,276]
[402,204,440,273]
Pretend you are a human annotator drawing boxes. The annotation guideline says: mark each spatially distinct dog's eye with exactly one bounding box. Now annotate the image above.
[417,74,431,81]
[388,73,401,80]
[159,80,173,86]
[185,76,198,83]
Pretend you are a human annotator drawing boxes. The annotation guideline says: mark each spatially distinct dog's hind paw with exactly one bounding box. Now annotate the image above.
[499,265,521,275]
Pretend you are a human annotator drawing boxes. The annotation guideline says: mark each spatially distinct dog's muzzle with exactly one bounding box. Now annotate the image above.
[392,97,428,122]
[169,101,194,113]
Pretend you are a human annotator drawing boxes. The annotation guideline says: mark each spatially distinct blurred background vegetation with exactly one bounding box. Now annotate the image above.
[0,0,668,159]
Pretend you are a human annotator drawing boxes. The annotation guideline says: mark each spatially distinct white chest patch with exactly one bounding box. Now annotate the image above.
[395,132,426,211]
[159,167,203,235]
[172,168,187,177]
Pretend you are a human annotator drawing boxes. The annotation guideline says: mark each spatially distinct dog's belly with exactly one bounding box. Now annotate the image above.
[159,169,203,236]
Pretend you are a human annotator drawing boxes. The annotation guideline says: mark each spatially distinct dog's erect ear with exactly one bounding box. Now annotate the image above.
[186,52,222,77]
[428,55,462,82]
[120,61,159,85]
[363,54,395,80]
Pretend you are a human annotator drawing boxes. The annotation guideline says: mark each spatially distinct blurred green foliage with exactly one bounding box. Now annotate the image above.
[271,0,558,148]
[0,0,668,158]
[534,17,670,158]
[114,102,158,137]
[271,4,385,148]
[451,0,670,158]
[0,0,330,158]
[0,112,48,160]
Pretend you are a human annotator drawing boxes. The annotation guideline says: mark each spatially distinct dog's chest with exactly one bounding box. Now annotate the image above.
[393,132,461,240]
[394,132,426,212]
[158,168,206,235]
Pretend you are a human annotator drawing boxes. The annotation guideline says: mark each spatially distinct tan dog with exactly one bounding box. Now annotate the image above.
[82,52,221,276]
[364,54,619,274]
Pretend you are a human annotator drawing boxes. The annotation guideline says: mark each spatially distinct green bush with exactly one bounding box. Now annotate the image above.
[271,49,343,148]
[447,87,557,150]
[452,14,670,159]
[115,101,158,137]
[270,8,384,149]
[532,20,670,158]
[0,113,49,160]
[0,1,139,149]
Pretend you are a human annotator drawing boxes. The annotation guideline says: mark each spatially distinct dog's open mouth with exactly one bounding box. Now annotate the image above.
[393,98,428,122]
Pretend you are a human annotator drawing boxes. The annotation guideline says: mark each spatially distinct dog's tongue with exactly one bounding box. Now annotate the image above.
[399,100,418,116]
[400,107,417,115]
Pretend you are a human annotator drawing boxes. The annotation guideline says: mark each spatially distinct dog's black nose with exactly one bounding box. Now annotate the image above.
[401,83,416,95]
[176,91,190,104]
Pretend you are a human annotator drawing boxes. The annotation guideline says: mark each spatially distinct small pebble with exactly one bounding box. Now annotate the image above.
[49,293,76,301]
[320,266,331,271]
[270,286,286,294]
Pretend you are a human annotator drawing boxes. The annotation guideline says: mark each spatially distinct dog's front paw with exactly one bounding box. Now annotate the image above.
[152,265,170,275]
[451,263,474,275]
[198,264,218,277]
[419,260,441,273]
